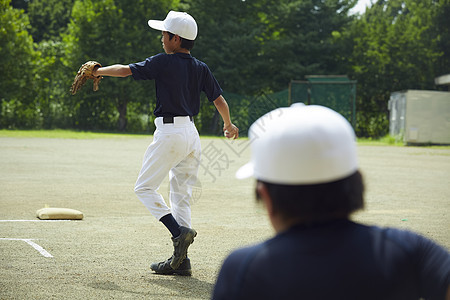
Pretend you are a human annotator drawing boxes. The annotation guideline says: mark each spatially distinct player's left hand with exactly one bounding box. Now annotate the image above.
[71,61,103,95]
[224,123,239,139]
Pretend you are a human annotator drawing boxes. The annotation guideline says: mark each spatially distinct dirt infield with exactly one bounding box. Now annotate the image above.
[0,136,449,299]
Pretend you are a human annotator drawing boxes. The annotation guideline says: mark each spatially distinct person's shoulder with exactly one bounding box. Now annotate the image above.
[130,53,168,69]
[226,244,262,260]
[149,52,169,61]
[191,56,210,68]
[220,242,267,271]
[366,224,447,256]
[374,225,426,243]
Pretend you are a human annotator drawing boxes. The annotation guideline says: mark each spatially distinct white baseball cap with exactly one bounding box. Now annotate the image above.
[236,104,358,185]
[148,11,198,40]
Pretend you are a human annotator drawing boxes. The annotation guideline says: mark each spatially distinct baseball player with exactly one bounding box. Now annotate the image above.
[212,104,450,299]
[73,11,239,276]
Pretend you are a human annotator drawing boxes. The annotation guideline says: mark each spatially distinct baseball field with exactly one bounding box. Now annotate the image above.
[1,133,449,299]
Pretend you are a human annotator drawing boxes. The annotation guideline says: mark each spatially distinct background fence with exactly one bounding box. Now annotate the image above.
[225,76,357,136]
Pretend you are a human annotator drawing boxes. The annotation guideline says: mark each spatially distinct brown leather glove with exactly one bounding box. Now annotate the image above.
[70,61,102,95]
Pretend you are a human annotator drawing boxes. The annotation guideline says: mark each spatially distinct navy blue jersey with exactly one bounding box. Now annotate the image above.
[129,53,223,118]
[212,220,450,300]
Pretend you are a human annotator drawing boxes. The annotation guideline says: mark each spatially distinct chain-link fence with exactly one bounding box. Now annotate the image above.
[289,76,357,127]
[224,90,289,135]
[224,76,356,136]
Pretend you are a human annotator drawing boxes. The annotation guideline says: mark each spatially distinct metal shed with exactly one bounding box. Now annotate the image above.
[388,90,450,145]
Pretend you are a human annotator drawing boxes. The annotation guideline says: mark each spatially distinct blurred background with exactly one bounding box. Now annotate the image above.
[1,0,449,139]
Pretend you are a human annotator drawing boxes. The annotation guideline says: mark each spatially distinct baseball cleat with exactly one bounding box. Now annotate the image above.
[150,256,192,276]
[170,226,197,269]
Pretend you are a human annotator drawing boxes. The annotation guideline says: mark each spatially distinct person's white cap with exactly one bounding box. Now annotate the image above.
[148,11,198,40]
[236,103,358,185]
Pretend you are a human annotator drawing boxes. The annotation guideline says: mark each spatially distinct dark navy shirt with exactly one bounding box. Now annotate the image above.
[212,220,450,300]
[129,52,223,117]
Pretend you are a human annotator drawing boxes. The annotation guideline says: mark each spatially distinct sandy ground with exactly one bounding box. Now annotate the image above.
[0,136,449,299]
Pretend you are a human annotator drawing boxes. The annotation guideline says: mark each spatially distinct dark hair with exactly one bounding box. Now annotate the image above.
[167,32,195,51]
[256,171,364,223]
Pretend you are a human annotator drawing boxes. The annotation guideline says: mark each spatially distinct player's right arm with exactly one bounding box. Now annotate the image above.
[213,95,239,139]
[94,64,132,77]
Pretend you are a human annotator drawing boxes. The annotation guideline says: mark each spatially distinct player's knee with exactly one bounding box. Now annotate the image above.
[134,184,148,196]
[134,184,160,197]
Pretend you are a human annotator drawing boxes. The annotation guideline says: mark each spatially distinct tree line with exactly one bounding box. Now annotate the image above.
[1,0,449,137]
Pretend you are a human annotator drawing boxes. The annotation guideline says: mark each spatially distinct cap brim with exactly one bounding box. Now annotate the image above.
[235,162,254,179]
[148,20,166,31]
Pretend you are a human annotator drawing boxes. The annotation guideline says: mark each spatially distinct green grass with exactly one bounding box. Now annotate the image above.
[0,129,150,139]
[357,135,404,146]
[357,135,450,148]
[1,130,449,148]
[0,129,225,140]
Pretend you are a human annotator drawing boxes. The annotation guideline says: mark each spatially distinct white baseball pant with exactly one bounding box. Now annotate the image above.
[134,116,201,228]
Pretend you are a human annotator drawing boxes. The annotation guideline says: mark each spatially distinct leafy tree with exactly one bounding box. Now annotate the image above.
[2,0,446,137]
[10,0,28,11]
[0,0,39,128]
[5,0,77,130]
[434,0,450,82]
[62,0,179,131]
[27,0,75,43]
[34,39,73,129]
[254,0,357,91]
[191,0,356,94]
[189,0,357,133]
[186,0,265,133]
[189,0,265,95]
[340,0,443,137]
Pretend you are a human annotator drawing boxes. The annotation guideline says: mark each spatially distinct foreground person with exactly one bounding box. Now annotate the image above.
[212,104,450,299]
